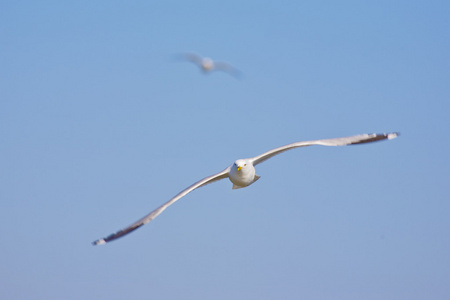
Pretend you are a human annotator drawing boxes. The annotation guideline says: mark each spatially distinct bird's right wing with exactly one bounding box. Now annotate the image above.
[183,53,203,65]
[213,62,242,78]
[251,133,399,166]
[92,166,230,245]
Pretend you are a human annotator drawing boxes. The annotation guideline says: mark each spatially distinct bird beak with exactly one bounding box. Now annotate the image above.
[237,165,242,171]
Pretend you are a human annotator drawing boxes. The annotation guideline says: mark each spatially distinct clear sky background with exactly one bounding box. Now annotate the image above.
[1,1,449,299]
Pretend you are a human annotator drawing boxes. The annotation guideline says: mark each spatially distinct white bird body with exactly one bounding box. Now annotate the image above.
[93,132,399,245]
[229,159,260,189]
[199,57,214,71]
[181,53,241,77]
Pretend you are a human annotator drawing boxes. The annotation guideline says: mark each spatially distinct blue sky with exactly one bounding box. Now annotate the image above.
[1,1,449,299]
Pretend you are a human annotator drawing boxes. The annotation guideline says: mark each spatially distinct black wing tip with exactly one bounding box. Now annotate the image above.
[387,132,400,139]
[92,239,106,246]
[348,132,399,145]
[91,223,144,246]
[373,132,400,139]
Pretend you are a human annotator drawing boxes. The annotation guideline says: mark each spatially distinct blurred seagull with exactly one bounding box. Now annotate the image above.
[93,132,399,245]
[180,53,242,78]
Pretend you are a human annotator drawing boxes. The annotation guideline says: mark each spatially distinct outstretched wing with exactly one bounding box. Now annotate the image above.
[251,133,399,166]
[182,53,204,66]
[92,167,230,245]
[213,62,242,78]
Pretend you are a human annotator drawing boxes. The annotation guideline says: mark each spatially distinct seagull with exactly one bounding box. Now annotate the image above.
[92,132,399,245]
[180,53,242,78]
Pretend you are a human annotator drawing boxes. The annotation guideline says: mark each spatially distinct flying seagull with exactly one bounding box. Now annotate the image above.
[93,132,399,245]
[180,53,242,78]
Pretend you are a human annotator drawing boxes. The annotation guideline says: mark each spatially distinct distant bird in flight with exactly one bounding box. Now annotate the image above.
[93,132,399,245]
[180,53,242,78]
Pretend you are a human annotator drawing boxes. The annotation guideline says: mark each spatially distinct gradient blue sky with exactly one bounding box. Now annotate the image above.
[1,1,449,299]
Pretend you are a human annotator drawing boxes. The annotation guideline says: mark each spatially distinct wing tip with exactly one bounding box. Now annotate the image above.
[92,239,106,246]
[387,132,400,140]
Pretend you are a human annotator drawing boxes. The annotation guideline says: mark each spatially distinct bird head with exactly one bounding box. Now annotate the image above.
[234,159,248,171]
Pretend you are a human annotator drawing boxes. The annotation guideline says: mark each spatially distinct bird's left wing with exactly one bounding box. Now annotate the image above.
[251,132,399,166]
[92,167,230,245]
